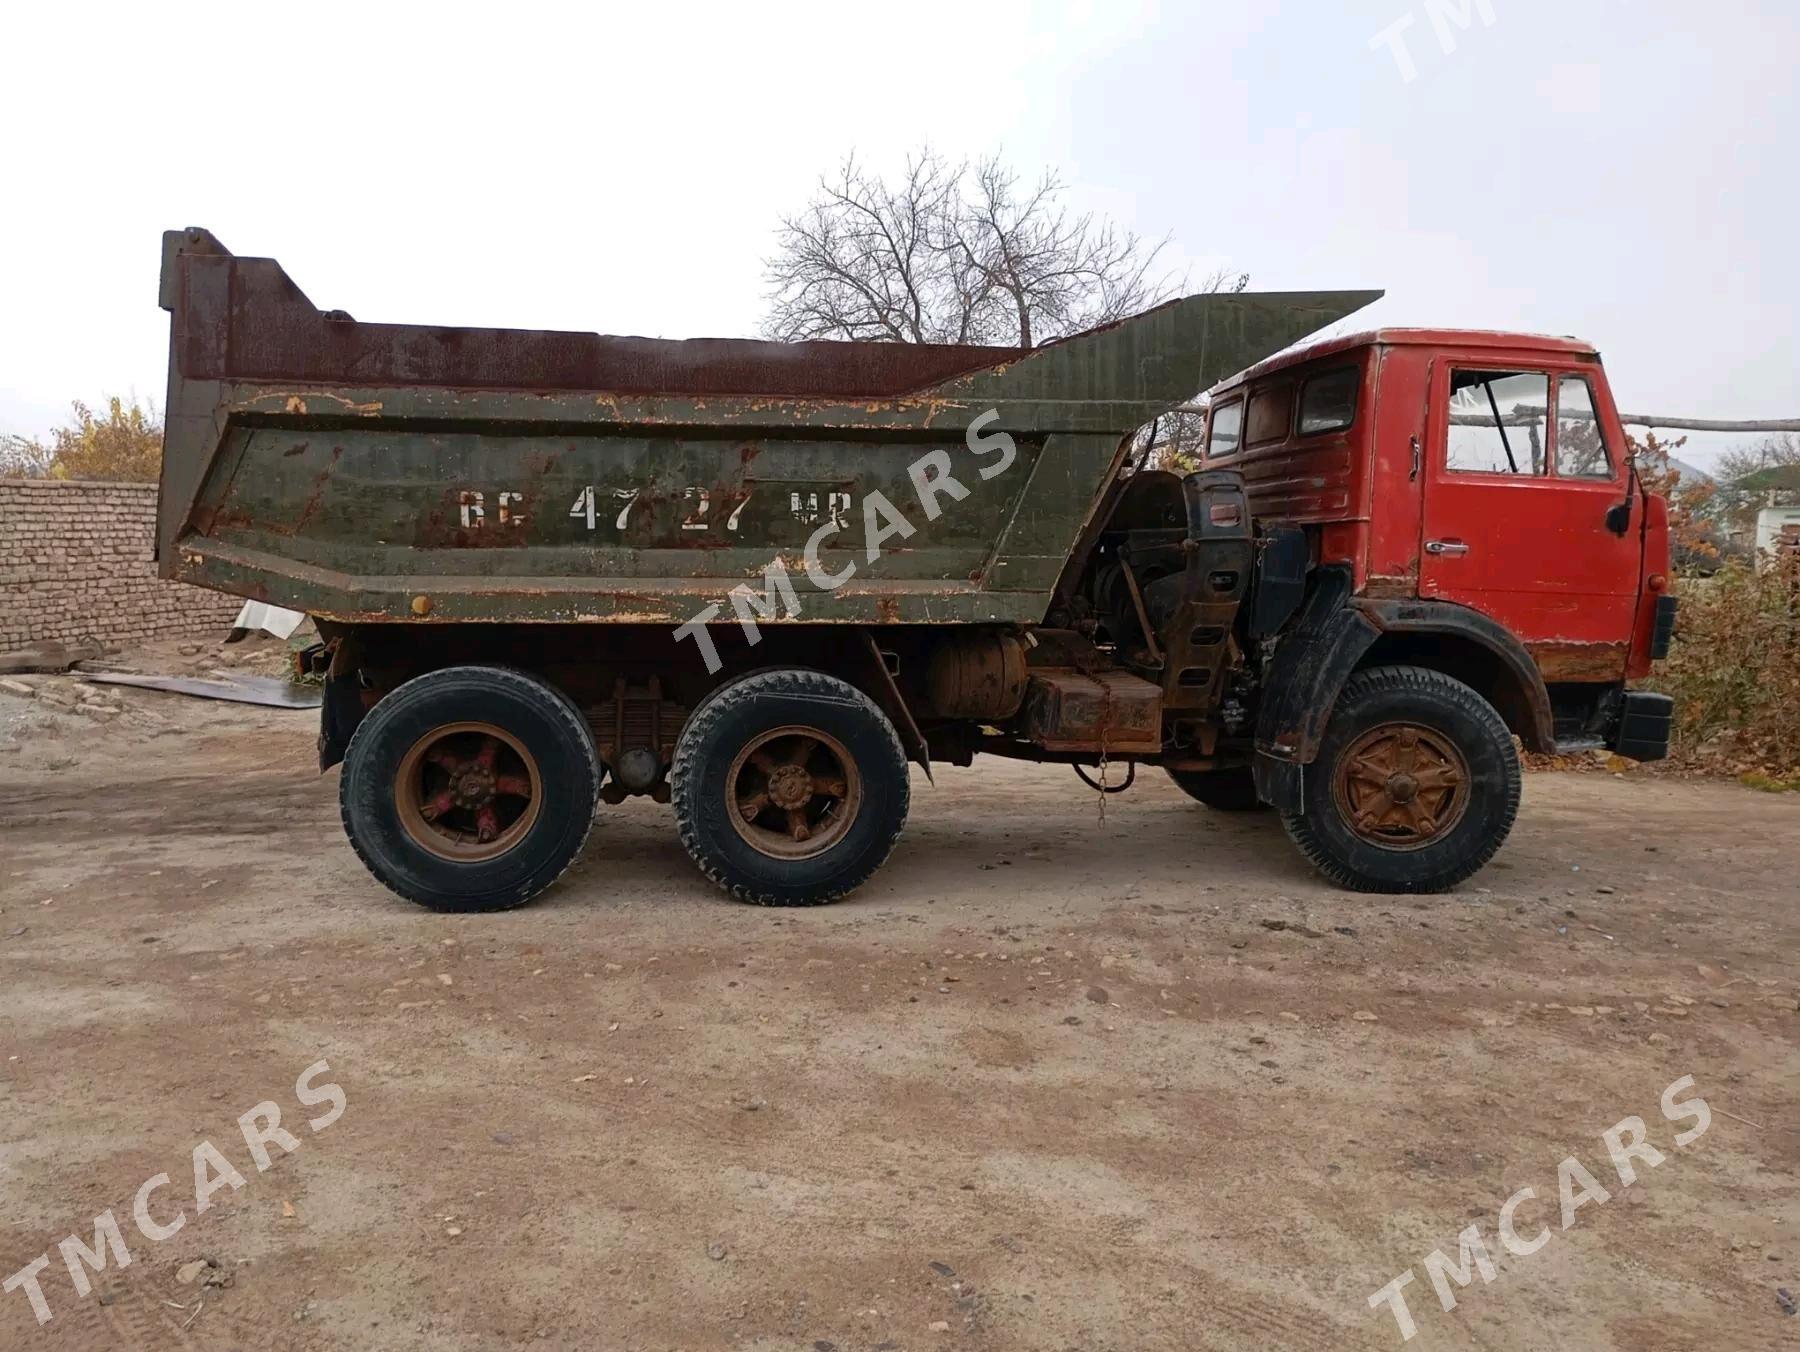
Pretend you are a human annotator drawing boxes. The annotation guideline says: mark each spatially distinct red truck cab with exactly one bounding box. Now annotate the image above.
[1202,328,1676,770]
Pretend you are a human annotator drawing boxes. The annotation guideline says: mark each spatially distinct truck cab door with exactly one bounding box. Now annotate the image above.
[1419,360,1641,681]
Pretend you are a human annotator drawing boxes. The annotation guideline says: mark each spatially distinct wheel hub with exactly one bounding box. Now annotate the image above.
[396,722,542,861]
[766,764,812,810]
[726,726,863,861]
[455,769,495,806]
[1332,722,1470,851]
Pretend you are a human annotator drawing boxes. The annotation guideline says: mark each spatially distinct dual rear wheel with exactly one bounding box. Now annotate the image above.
[341,666,909,912]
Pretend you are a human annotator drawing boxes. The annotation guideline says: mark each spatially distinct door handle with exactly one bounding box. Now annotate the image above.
[1425,539,1470,557]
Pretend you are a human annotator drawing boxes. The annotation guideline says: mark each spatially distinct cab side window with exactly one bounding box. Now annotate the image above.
[1208,399,1244,459]
[1553,375,1613,479]
[1445,370,1548,476]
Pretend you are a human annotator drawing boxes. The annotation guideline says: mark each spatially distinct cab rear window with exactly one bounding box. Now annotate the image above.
[1246,385,1292,446]
[1297,366,1358,435]
[1208,399,1244,458]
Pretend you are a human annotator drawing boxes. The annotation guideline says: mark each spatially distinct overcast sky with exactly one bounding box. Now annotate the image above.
[3,1,1793,470]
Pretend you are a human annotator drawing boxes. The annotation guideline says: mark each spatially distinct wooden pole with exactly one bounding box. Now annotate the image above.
[1172,403,1799,432]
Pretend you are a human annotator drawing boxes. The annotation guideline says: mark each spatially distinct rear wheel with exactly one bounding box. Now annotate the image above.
[671,668,909,906]
[1165,766,1267,811]
[340,666,600,911]
[1283,665,1519,893]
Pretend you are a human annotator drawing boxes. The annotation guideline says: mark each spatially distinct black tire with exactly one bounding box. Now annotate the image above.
[1165,766,1268,811]
[671,668,909,906]
[339,666,600,912]
[1283,665,1520,893]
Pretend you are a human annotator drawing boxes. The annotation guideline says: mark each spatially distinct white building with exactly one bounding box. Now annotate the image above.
[1755,505,1800,566]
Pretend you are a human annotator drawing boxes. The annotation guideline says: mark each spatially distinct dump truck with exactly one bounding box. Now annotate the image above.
[156,228,1677,911]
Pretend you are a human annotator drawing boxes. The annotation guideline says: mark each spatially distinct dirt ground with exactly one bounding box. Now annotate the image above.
[1,650,1797,1352]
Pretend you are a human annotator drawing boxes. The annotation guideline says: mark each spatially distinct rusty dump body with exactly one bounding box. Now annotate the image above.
[155,228,1375,628]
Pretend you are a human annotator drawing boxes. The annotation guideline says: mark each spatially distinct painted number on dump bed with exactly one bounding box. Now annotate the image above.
[445,482,865,545]
[563,485,811,536]
[459,491,526,528]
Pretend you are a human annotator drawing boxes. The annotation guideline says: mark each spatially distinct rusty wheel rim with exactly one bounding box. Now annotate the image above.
[395,721,543,862]
[726,725,863,861]
[1331,722,1470,851]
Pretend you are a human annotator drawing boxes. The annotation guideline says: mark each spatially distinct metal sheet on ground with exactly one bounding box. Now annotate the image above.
[81,670,322,708]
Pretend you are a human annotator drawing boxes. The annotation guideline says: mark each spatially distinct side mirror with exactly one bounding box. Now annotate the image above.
[1605,446,1642,536]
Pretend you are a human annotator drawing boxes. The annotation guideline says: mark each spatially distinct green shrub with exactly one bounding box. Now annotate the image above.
[1649,553,1800,777]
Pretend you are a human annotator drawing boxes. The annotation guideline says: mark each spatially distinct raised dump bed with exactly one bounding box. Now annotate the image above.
[156,227,1374,627]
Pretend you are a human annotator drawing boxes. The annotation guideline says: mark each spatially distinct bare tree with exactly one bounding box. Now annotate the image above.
[1717,432,1800,487]
[1712,432,1800,536]
[763,149,1209,349]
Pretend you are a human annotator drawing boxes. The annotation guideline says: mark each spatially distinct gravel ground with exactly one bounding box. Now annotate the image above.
[1,670,1796,1351]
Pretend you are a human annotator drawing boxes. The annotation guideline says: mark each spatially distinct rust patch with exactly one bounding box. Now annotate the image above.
[1361,574,1416,599]
[433,527,528,550]
[290,446,343,536]
[311,392,383,416]
[1529,641,1627,683]
[1021,669,1162,755]
[197,502,257,535]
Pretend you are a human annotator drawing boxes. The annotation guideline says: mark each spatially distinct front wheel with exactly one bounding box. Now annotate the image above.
[339,666,601,911]
[671,668,910,905]
[1283,665,1520,893]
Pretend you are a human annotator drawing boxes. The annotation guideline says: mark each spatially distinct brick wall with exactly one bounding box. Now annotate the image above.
[0,479,244,652]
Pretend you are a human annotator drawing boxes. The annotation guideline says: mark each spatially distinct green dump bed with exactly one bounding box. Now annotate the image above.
[156,228,1376,626]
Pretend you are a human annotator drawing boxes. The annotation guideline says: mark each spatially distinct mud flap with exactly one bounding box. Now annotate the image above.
[1252,566,1378,769]
[1611,691,1675,762]
[318,672,367,772]
[1253,751,1304,813]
